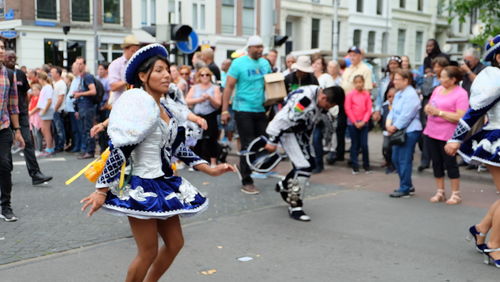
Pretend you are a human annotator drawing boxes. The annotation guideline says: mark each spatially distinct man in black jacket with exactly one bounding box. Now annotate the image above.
[284,55,318,94]
[4,50,52,185]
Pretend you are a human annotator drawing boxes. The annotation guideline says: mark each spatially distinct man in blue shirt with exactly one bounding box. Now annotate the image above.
[221,36,272,194]
[72,57,97,159]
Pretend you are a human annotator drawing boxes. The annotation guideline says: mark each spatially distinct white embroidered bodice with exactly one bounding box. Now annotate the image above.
[131,119,177,178]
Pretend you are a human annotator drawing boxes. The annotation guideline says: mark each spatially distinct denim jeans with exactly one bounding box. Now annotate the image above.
[0,128,13,207]
[78,103,96,154]
[312,125,324,171]
[392,131,421,192]
[348,124,369,169]
[69,112,82,152]
[53,111,66,151]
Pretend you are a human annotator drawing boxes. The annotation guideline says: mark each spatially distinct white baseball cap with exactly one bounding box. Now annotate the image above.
[247,35,264,47]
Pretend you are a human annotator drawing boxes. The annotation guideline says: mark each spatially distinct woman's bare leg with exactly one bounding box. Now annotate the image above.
[144,216,184,282]
[126,217,159,282]
[487,165,500,193]
[487,203,500,260]
[41,120,54,149]
[475,165,500,245]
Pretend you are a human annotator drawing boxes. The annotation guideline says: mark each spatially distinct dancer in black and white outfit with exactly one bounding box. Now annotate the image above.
[264,85,344,221]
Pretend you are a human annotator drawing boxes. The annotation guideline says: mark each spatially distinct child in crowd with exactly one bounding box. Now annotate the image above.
[381,87,396,174]
[28,84,43,154]
[345,75,372,174]
[35,71,55,157]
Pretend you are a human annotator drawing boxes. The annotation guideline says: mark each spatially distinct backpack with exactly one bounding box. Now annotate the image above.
[92,77,105,105]
[80,73,105,105]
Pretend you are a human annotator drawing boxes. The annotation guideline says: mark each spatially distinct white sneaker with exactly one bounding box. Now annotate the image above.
[188,167,195,172]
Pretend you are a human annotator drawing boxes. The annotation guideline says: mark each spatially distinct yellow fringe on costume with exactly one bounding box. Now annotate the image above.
[65,148,110,185]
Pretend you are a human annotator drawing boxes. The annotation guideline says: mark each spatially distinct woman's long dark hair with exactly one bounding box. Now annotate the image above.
[133,55,170,88]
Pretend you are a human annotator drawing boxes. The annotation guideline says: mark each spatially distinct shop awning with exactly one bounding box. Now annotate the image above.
[132,29,156,44]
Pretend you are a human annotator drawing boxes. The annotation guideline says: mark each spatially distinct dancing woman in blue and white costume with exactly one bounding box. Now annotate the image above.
[80,44,235,281]
[445,35,500,268]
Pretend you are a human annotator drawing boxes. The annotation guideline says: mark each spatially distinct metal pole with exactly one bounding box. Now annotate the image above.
[93,0,99,74]
[332,0,339,60]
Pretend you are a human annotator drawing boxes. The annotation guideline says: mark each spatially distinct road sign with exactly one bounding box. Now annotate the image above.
[176,31,199,54]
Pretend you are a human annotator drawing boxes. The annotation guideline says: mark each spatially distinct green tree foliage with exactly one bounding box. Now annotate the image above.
[448,0,500,46]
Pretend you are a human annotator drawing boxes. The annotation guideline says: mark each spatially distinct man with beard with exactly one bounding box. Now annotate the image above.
[4,50,52,186]
[221,36,272,195]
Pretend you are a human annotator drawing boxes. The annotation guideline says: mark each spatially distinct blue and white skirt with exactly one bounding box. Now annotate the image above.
[459,129,500,167]
[102,175,208,219]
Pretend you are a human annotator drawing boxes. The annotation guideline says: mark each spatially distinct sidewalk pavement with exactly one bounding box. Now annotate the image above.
[1,184,498,281]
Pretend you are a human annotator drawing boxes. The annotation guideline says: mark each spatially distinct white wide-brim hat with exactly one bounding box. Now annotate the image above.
[291,55,314,73]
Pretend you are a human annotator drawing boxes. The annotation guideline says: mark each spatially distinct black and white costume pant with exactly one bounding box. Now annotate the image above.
[279,132,315,208]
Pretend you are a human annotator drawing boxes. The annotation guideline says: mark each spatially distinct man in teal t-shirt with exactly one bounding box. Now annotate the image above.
[221,36,272,195]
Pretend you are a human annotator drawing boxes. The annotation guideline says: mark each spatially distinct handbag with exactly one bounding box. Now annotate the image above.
[389,129,406,146]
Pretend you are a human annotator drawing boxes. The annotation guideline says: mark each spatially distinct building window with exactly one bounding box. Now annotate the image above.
[221,0,235,34]
[192,2,205,31]
[399,0,405,8]
[44,39,85,68]
[192,4,198,30]
[415,31,423,62]
[99,43,122,63]
[437,0,444,16]
[397,29,406,55]
[151,0,156,25]
[376,0,383,15]
[37,0,57,20]
[417,0,423,11]
[71,0,90,22]
[311,18,320,49]
[382,32,389,54]
[353,29,361,47]
[103,0,121,24]
[368,31,376,53]
[142,0,156,26]
[199,4,205,30]
[243,0,255,35]
[356,0,363,13]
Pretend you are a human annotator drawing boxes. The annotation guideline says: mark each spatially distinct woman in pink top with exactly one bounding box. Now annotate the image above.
[423,66,469,204]
[345,75,372,174]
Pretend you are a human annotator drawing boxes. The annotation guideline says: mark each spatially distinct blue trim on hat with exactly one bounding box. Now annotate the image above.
[125,43,169,85]
[484,35,500,62]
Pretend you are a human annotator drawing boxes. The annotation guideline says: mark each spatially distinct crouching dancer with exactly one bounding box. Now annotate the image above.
[264,85,344,221]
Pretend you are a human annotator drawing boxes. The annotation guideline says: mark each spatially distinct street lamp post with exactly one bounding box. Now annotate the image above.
[332,0,339,60]
[93,0,99,74]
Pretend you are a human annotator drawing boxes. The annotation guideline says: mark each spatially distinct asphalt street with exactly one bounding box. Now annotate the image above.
[1,132,500,281]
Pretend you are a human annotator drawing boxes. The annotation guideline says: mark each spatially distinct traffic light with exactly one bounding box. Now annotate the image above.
[170,24,193,41]
[273,35,288,47]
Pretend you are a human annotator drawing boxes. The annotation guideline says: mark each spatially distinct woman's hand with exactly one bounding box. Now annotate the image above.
[80,190,108,217]
[425,104,439,116]
[387,125,398,134]
[444,142,460,156]
[195,163,236,176]
[195,117,208,130]
[264,143,277,153]
[90,123,106,138]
